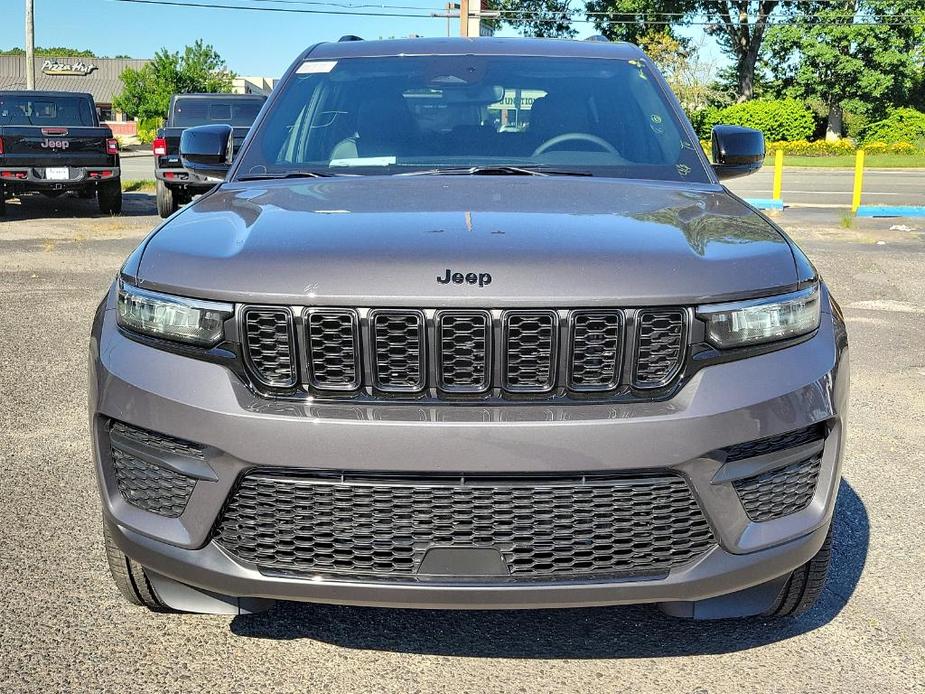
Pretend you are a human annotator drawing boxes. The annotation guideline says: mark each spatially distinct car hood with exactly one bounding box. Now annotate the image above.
[135,176,798,306]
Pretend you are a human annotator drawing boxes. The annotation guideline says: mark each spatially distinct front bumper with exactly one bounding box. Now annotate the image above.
[91,297,848,612]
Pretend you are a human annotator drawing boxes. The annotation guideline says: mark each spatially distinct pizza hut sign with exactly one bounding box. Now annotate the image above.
[42,59,97,76]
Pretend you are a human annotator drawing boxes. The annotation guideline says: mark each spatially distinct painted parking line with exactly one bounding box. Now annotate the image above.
[855,206,925,218]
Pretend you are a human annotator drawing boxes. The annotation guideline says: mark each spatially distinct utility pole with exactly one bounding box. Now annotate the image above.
[459,0,469,36]
[25,0,35,89]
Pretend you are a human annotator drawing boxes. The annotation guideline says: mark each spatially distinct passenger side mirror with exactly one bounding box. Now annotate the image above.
[711,125,765,180]
[180,124,234,178]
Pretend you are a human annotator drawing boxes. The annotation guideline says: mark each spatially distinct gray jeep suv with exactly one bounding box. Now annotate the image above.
[91,37,848,620]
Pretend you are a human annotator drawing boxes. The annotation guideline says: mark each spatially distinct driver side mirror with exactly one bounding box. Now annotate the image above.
[180,124,234,178]
[711,125,765,180]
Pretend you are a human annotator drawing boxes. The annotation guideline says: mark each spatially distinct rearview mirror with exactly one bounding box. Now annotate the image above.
[711,125,765,180]
[180,124,234,178]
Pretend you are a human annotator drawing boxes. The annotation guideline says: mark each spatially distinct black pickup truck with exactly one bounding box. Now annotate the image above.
[0,90,121,216]
[152,93,266,217]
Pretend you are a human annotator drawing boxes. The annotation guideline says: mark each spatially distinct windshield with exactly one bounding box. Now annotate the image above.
[170,98,265,128]
[235,55,708,182]
[0,95,96,126]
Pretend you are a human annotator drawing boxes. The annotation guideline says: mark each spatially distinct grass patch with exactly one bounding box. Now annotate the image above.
[122,179,156,192]
[763,154,925,168]
[840,211,855,229]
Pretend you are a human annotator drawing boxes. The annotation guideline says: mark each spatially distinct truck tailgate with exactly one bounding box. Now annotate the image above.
[0,126,114,167]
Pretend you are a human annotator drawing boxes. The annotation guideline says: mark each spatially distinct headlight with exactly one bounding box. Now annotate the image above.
[117,281,233,346]
[697,285,821,349]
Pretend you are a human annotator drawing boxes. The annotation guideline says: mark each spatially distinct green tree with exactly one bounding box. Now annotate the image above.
[586,1,817,102]
[764,0,925,139]
[487,0,578,37]
[0,46,97,57]
[113,40,235,121]
[585,0,690,45]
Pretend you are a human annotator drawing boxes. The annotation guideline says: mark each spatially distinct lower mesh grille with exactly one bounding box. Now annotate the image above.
[111,448,195,517]
[734,457,822,522]
[213,472,716,581]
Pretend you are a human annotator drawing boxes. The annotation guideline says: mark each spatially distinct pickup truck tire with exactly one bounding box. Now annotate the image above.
[763,523,833,618]
[156,180,178,218]
[103,521,173,612]
[98,179,123,215]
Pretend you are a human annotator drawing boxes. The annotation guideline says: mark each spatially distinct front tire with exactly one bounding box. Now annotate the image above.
[103,521,172,611]
[156,180,178,218]
[98,179,123,214]
[763,524,833,618]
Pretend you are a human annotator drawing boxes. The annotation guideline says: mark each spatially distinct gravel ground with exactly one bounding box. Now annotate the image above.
[1,194,923,693]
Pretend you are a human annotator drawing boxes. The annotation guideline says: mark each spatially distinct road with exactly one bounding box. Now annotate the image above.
[1,194,924,693]
[120,151,925,209]
[726,167,925,208]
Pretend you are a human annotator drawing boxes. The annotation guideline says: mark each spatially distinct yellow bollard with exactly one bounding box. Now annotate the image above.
[772,148,784,201]
[852,149,865,213]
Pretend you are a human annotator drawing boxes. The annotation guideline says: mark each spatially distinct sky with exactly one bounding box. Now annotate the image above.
[0,0,722,78]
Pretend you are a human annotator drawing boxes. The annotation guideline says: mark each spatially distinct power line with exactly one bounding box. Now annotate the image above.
[103,0,925,25]
[107,0,443,18]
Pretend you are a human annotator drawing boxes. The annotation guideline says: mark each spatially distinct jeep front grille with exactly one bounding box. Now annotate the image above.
[305,309,361,390]
[634,309,687,388]
[242,308,296,387]
[242,307,688,398]
[213,471,715,581]
[502,310,558,392]
[436,310,491,392]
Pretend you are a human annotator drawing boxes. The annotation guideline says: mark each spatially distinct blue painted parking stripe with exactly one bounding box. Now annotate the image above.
[856,206,925,218]
[744,198,784,210]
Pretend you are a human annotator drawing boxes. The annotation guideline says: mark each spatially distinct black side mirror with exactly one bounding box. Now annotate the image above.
[180,124,234,178]
[711,125,765,180]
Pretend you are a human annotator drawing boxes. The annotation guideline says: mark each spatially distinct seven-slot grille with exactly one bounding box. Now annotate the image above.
[243,307,688,397]
[213,472,716,581]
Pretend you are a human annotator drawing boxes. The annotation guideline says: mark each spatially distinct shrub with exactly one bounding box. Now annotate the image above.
[701,99,816,142]
[863,141,919,155]
[860,108,925,147]
[136,116,162,144]
[768,139,856,156]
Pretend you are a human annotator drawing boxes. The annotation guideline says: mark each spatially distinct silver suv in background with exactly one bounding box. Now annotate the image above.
[92,37,848,620]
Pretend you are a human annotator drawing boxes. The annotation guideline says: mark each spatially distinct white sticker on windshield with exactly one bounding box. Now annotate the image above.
[297,60,337,74]
[330,156,396,167]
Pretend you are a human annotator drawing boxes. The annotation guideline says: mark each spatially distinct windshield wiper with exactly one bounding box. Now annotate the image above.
[237,170,345,181]
[398,165,592,177]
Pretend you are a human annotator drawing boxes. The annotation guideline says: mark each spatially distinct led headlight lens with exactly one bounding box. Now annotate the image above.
[697,284,821,349]
[117,282,233,346]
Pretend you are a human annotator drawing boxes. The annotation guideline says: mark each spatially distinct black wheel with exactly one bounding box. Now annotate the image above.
[0,193,6,217]
[156,180,178,218]
[763,524,833,618]
[102,521,173,611]
[98,179,123,214]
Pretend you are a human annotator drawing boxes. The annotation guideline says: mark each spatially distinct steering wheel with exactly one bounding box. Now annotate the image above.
[532,133,618,157]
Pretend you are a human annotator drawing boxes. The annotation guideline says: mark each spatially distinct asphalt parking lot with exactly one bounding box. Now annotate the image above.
[1,193,924,693]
